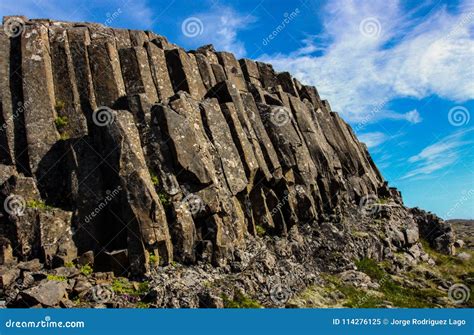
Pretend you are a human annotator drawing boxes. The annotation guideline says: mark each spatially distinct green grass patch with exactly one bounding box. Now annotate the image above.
[54,116,68,129]
[149,253,159,266]
[27,199,52,211]
[354,258,442,307]
[355,258,385,280]
[158,192,171,207]
[150,172,159,186]
[47,274,67,282]
[135,301,150,308]
[222,291,262,308]
[80,264,93,276]
[255,225,266,236]
[64,261,75,268]
[111,278,150,296]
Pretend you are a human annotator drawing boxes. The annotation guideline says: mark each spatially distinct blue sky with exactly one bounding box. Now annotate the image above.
[2,0,473,219]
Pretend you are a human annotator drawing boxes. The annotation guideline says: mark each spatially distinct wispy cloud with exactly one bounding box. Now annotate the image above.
[401,128,473,180]
[258,0,474,123]
[179,5,256,57]
[358,131,388,148]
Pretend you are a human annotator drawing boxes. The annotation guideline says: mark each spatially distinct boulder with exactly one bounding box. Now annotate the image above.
[20,280,68,307]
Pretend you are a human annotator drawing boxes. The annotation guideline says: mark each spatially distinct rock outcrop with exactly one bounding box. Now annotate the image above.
[0,17,459,308]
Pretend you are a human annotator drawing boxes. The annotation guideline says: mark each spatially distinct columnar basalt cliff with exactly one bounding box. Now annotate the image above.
[0,17,461,308]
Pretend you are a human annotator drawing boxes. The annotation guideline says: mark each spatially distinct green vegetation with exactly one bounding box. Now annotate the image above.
[355,258,386,280]
[135,301,150,308]
[420,239,474,279]
[64,261,75,268]
[80,264,93,276]
[54,115,68,129]
[149,253,159,266]
[27,199,52,211]
[111,278,150,296]
[347,258,443,308]
[47,274,67,282]
[222,291,262,308]
[54,100,66,111]
[54,115,69,140]
[157,191,171,207]
[255,225,266,236]
[376,197,390,204]
[150,172,159,186]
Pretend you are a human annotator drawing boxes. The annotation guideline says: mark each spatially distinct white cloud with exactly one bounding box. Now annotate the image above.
[180,6,256,58]
[358,131,388,148]
[382,109,422,123]
[258,0,474,123]
[401,128,473,180]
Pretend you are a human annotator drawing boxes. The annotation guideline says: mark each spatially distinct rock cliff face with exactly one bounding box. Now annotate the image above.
[0,17,460,308]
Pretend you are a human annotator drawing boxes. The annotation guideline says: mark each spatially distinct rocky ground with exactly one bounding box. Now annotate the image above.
[1,205,472,308]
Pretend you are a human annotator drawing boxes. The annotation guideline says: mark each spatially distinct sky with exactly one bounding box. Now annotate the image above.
[1,0,473,219]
